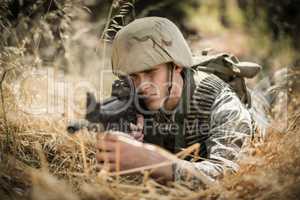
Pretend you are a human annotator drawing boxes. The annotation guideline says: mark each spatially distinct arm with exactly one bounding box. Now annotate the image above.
[95,87,252,184]
[174,86,253,185]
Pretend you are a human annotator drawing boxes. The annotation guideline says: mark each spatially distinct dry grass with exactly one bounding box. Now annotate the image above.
[1,59,299,200]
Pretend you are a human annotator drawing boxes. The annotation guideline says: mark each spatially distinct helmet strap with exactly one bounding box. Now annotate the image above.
[162,63,174,110]
[168,63,175,95]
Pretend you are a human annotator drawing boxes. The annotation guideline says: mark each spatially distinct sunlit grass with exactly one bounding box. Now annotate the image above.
[0,0,299,199]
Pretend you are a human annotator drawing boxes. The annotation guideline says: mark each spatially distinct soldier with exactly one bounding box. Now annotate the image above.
[95,17,255,185]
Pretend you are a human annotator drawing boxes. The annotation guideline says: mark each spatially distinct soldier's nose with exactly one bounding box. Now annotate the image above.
[138,84,150,94]
[137,82,153,96]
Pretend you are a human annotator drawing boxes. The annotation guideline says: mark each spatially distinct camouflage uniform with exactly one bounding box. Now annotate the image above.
[111,17,257,185]
[142,68,252,184]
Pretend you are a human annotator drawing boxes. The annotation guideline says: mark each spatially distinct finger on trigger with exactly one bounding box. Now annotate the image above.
[137,114,144,129]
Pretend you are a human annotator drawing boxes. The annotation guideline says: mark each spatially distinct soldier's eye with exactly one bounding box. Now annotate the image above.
[145,68,159,75]
[130,74,137,79]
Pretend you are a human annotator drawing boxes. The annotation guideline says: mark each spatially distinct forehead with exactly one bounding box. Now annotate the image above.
[130,63,168,76]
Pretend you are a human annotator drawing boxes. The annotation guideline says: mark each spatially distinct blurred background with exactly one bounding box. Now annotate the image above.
[1,0,300,71]
[1,0,299,121]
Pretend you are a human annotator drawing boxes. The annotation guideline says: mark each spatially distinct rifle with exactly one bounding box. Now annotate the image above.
[67,77,138,134]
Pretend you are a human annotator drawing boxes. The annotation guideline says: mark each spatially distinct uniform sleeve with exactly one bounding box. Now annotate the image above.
[173,87,253,187]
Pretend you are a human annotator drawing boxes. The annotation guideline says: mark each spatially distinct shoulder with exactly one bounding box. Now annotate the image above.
[210,87,253,134]
[190,70,232,108]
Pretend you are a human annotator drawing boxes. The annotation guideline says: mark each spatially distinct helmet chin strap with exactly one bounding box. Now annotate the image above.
[156,63,178,123]
[161,63,175,111]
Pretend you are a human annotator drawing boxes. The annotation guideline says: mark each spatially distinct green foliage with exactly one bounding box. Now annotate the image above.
[236,0,300,67]
[0,0,83,63]
[101,0,136,42]
[85,0,200,37]
[238,0,300,49]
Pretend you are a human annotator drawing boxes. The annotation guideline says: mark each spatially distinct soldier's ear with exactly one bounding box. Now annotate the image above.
[174,65,183,74]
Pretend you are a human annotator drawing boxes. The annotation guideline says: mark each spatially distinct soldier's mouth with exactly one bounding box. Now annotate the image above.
[138,93,158,99]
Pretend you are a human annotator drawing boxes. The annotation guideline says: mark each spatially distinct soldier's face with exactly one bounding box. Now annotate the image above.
[130,64,172,111]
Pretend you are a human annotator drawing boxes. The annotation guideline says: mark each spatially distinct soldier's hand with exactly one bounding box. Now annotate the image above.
[129,114,144,142]
[95,133,173,181]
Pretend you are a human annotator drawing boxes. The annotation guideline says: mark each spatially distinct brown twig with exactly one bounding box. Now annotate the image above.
[0,67,15,151]
[0,69,9,125]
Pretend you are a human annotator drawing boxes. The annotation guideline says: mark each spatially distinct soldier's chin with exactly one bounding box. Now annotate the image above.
[144,99,161,111]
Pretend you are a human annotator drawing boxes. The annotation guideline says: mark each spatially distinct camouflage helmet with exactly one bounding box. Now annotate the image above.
[111,17,193,75]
